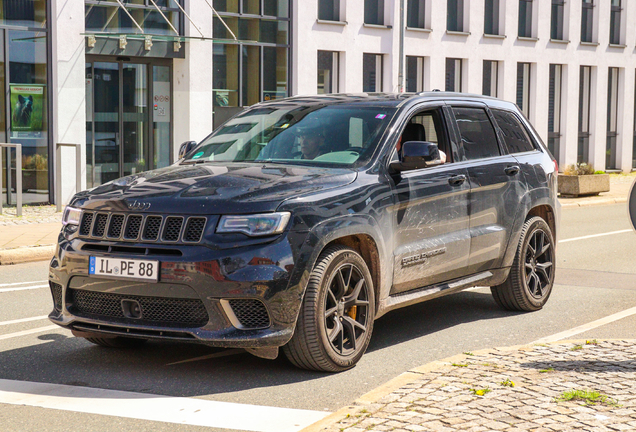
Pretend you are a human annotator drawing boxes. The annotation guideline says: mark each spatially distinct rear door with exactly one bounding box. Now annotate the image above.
[448,104,526,273]
[389,103,472,294]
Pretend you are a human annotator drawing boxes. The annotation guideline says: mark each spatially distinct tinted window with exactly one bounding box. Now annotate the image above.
[492,109,536,153]
[453,107,500,160]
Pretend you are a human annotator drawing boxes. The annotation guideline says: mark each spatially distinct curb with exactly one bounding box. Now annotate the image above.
[300,339,624,432]
[0,245,55,265]
[559,196,627,208]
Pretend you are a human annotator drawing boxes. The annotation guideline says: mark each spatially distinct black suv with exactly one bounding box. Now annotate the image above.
[50,93,559,372]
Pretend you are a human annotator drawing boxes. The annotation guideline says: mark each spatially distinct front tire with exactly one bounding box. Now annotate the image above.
[283,246,375,372]
[491,216,555,311]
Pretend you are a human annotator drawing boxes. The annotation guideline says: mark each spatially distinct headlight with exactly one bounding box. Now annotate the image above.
[62,207,82,226]
[217,212,291,236]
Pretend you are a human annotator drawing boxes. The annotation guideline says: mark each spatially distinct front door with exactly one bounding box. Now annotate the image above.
[390,104,472,294]
[86,58,172,188]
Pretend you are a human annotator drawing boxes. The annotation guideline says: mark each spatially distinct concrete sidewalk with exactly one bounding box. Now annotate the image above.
[308,340,636,432]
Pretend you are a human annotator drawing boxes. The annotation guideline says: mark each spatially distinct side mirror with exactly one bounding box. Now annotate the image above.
[390,141,442,172]
[178,141,198,159]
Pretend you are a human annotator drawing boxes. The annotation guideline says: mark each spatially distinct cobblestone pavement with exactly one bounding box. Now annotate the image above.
[321,340,636,432]
[0,204,60,226]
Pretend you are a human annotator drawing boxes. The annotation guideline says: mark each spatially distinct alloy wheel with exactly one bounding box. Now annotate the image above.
[524,229,554,299]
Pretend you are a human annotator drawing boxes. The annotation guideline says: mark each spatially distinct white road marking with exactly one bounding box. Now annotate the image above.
[0,316,48,326]
[0,280,47,288]
[532,306,636,344]
[0,325,59,341]
[0,379,329,432]
[167,349,245,366]
[558,229,633,244]
[0,284,48,293]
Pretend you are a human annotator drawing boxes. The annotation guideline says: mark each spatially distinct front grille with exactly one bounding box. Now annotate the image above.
[107,214,125,238]
[184,217,206,242]
[92,213,108,237]
[67,289,209,328]
[49,282,63,312]
[124,215,143,240]
[80,213,94,236]
[77,211,207,244]
[142,216,162,241]
[228,299,271,329]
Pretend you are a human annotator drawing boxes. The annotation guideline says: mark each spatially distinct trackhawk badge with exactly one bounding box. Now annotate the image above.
[127,200,151,211]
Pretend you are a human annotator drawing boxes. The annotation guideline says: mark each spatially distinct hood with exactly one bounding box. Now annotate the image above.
[73,163,357,215]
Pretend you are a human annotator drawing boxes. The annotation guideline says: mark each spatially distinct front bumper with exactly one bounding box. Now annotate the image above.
[48,229,308,348]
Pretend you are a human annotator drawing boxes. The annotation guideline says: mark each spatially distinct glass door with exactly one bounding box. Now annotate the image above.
[86,58,170,188]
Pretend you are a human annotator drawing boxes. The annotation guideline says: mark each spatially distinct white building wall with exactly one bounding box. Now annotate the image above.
[172,1,214,161]
[51,0,87,205]
[294,0,636,173]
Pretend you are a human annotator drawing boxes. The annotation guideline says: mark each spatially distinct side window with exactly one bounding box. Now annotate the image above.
[395,108,451,163]
[452,107,500,160]
[492,109,536,153]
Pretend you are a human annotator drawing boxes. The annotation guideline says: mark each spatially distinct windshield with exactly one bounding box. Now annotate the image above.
[185,105,397,167]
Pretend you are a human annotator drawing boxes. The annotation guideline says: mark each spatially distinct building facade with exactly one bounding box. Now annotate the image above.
[0,0,634,208]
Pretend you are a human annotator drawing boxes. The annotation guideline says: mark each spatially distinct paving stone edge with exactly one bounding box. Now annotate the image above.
[300,339,629,432]
[0,244,55,265]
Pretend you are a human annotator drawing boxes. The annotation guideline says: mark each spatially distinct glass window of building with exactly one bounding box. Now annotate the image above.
[445,58,462,92]
[447,0,464,32]
[364,0,384,25]
[609,0,622,45]
[317,51,339,94]
[606,67,620,169]
[518,0,533,38]
[318,0,340,21]
[551,0,565,40]
[482,60,499,97]
[516,63,531,117]
[548,64,563,164]
[578,65,592,163]
[484,0,500,35]
[581,0,594,43]
[213,1,290,128]
[406,56,425,92]
[85,1,183,35]
[363,53,383,92]
[2,16,50,206]
[407,0,426,29]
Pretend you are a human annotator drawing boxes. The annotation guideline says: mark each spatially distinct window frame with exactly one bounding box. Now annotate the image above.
[407,0,426,29]
[445,58,463,92]
[364,0,385,25]
[484,0,500,35]
[609,0,622,45]
[491,108,538,155]
[448,104,504,162]
[518,0,533,38]
[318,0,340,22]
[550,0,565,40]
[447,0,464,32]
[581,0,594,43]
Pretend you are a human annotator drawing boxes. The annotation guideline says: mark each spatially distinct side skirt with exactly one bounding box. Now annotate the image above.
[376,268,510,317]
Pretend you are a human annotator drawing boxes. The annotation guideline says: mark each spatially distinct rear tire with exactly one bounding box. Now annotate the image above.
[283,246,375,372]
[84,336,148,348]
[491,216,555,311]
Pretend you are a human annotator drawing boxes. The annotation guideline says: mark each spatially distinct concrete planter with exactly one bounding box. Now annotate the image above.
[558,174,610,197]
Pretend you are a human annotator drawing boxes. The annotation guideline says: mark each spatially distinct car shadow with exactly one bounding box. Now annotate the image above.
[0,290,521,399]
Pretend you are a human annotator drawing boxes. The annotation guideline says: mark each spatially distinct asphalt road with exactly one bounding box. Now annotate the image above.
[0,203,635,431]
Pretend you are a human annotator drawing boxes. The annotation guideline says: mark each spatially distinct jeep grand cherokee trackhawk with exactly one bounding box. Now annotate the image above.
[49,93,559,372]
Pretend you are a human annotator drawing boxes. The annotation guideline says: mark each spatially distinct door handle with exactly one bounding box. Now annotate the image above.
[504,165,520,176]
[448,174,467,186]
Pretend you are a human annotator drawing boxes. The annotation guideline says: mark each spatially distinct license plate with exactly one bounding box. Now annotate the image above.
[89,257,159,282]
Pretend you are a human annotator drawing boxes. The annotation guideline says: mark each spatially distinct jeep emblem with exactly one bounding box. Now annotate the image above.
[127,200,151,211]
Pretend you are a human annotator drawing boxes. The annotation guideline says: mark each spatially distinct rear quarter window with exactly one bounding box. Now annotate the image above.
[492,109,537,153]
